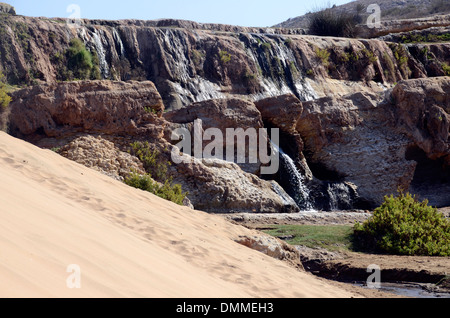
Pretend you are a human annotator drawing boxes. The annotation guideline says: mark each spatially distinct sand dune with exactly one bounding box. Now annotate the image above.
[0,132,356,298]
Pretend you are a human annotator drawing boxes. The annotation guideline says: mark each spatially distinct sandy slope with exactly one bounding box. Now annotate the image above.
[0,132,357,298]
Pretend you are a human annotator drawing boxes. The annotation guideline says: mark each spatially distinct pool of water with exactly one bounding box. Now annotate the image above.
[353,282,450,298]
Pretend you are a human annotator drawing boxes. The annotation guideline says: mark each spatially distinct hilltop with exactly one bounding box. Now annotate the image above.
[275,0,450,29]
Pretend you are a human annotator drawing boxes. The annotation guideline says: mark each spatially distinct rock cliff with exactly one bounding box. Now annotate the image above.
[3,13,450,211]
[1,14,449,109]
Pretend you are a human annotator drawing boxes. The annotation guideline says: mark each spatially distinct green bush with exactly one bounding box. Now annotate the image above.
[67,38,100,80]
[0,71,11,109]
[127,141,188,206]
[125,172,187,206]
[129,141,169,181]
[308,7,360,38]
[53,38,101,81]
[353,192,450,256]
[442,62,450,76]
[218,50,231,64]
[315,47,330,67]
[260,42,272,51]
[389,44,411,79]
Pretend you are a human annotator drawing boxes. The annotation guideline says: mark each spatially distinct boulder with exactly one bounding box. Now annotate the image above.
[57,135,146,182]
[169,154,300,214]
[8,80,165,139]
[296,90,417,207]
[392,77,450,160]
[164,98,265,174]
[235,234,301,263]
[254,94,312,179]
[0,3,15,15]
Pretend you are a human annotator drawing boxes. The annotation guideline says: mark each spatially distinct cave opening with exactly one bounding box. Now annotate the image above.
[406,145,450,207]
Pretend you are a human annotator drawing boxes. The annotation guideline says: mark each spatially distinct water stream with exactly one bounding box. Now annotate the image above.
[353,282,450,298]
[273,143,314,211]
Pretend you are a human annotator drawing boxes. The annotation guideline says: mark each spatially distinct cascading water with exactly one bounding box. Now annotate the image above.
[159,28,225,106]
[243,33,318,102]
[272,143,314,211]
[92,29,110,78]
[112,28,125,58]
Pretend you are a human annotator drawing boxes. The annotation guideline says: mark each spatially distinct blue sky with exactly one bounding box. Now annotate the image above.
[8,0,353,27]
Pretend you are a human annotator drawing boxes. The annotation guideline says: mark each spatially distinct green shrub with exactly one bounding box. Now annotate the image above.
[389,44,411,79]
[125,172,187,206]
[442,62,450,76]
[315,47,330,67]
[353,192,450,256]
[67,38,100,80]
[218,50,231,64]
[126,141,188,206]
[308,6,360,38]
[383,52,396,82]
[0,71,11,109]
[260,42,272,51]
[53,38,101,81]
[129,141,169,181]
[362,49,378,64]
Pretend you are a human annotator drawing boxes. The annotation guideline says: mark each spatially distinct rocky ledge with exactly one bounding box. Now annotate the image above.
[6,75,450,212]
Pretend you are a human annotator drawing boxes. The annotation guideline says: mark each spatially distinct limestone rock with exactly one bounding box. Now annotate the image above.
[164,98,265,174]
[164,97,263,132]
[295,78,449,208]
[255,94,303,135]
[235,234,301,263]
[9,80,165,139]
[297,90,417,207]
[392,77,450,160]
[58,135,146,182]
[254,94,312,179]
[170,155,300,214]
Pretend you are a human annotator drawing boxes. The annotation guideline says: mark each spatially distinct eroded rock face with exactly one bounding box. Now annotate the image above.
[297,90,417,207]
[392,78,450,160]
[164,98,265,174]
[295,78,450,208]
[3,13,448,111]
[9,80,165,139]
[169,155,300,214]
[57,135,146,182]
[391,78,450,207]
[8,80,301,213]
[254,94,311,179]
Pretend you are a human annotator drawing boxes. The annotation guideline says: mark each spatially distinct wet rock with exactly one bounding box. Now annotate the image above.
[170,155,300,214]
[164,98,264,175]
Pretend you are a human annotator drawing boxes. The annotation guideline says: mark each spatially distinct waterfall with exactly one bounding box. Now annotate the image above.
[272,143,314,211]
[92,30,110,78]
[326,182,357,211]
[243,34,318,102]
[112,28,125,58]
[159,28,225,106]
